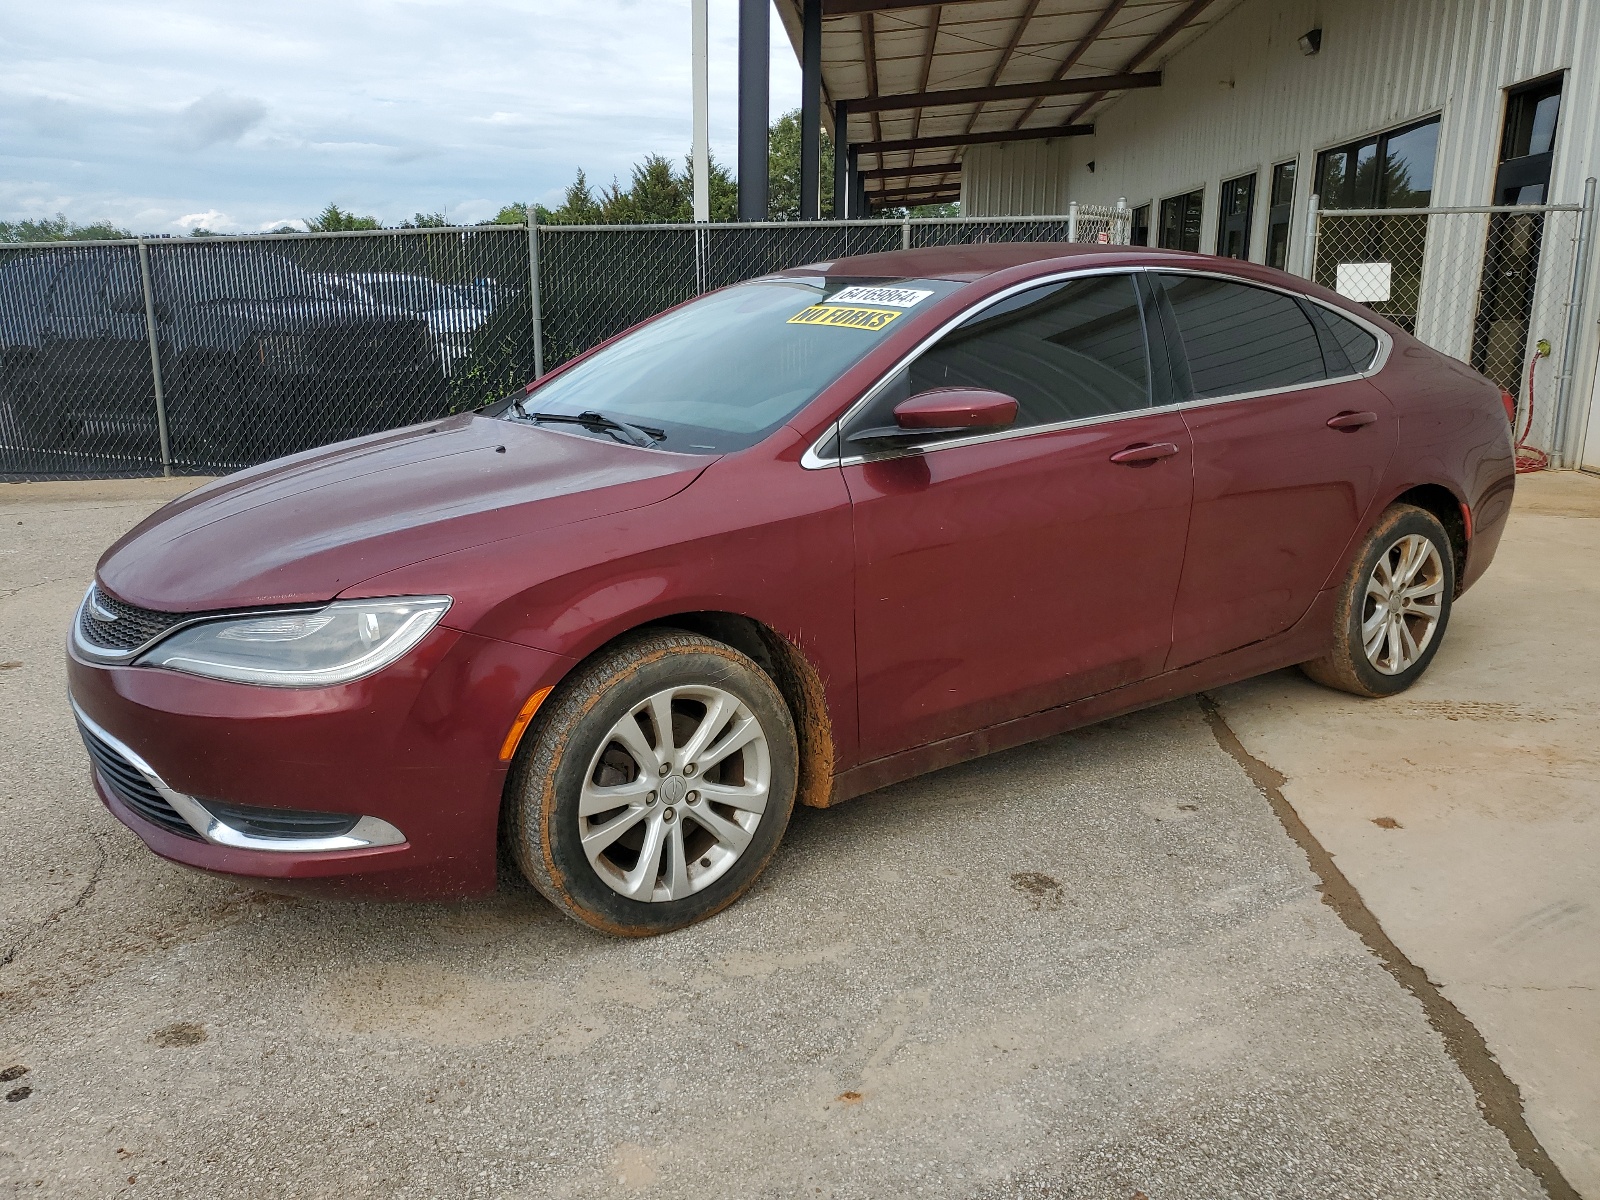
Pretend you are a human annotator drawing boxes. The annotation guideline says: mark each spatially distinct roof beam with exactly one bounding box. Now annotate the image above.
[1012,0,1128,129]
[856,122,1092,155]
[821,0,979,14]
[849,71,1160,114]
[1060,0,1221,126]
[858,162,963,181]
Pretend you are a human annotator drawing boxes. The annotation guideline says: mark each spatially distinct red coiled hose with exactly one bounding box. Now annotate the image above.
[1515,350,1549,474]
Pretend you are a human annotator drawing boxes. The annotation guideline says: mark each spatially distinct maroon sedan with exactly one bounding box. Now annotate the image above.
[69,243,1514,935]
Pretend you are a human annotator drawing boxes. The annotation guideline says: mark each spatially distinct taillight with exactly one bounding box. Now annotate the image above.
[1501,389,1517,426]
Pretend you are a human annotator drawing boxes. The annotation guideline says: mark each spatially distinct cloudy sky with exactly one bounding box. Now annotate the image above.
[1,0,802,234]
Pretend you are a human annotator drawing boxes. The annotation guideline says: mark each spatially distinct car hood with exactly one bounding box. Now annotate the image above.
[96,413,711,612]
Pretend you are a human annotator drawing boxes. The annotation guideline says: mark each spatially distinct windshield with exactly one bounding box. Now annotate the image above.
[357,276,466,312]
[508,275,964,453]
[158,249,327,303]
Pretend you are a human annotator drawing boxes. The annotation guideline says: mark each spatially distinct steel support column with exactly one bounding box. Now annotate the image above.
[799,0,823,220]
[832,101,850,218]
[737,0,770,221]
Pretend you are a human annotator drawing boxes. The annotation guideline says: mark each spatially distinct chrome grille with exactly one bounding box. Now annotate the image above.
[76,716,201,840]
[76,585,224,657]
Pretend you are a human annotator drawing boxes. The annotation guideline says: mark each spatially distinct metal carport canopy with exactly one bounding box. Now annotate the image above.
[773,0,1238,211]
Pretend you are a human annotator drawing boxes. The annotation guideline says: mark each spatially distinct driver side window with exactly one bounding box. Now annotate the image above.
[844,272,1153,444]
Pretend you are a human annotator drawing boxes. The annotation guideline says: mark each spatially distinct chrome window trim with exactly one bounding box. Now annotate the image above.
[800,265,1393,470]
[72,699,407,852]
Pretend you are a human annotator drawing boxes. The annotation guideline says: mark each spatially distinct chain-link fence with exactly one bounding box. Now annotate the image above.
[536,206,1126,372]
[0,226,535,478]
[0,207,1128,480]
[1310,200,1592,458]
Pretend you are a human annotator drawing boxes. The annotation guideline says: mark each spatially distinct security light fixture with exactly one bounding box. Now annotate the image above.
[1299,28,1323,56]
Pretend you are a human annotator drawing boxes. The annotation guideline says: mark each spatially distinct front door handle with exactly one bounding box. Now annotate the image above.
[1109,441,1181,465]
[1326,410,1379,431]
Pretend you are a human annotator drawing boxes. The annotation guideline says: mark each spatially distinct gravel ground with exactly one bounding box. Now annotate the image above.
[0,481,1548,1199]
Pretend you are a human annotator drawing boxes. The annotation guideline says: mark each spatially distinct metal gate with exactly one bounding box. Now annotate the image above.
[1309,186,1595,464]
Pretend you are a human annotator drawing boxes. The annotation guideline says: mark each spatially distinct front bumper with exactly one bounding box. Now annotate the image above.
[68,626,573,900]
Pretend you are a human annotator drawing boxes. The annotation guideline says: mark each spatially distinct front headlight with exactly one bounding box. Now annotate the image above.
[138,596,451,687]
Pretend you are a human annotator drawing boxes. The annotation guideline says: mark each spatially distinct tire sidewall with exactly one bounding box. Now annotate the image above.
[511,635,798,935]
[1340,507,1456,696]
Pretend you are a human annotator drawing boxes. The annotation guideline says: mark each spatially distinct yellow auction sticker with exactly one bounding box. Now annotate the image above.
[786,305,902,331]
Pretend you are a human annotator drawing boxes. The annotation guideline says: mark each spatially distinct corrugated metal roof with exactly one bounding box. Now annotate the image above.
[774,0,1247,207]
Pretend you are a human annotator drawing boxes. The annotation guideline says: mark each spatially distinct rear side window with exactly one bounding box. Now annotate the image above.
[1318,306,1381,371]
[904,273,1151,426]
[1159,274,1327,397]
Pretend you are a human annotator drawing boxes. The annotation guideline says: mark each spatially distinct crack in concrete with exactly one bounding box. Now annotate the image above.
[1198,692,1580,1200]
[0,831,107,971]
[0,578,67,605]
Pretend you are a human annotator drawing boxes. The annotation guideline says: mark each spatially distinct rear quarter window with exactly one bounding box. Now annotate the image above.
[1318,307,1381,372]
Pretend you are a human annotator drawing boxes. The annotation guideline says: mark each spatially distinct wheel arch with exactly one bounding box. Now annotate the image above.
[1389,482,1468,595]
[537,610,837,811]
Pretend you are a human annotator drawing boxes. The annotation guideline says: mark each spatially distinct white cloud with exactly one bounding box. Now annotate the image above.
[174,209,229,230]
[0,0,803,232]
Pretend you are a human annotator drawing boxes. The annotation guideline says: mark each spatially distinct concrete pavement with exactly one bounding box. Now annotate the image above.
[1213,469,1600,1197]
[0,472,1590,1198]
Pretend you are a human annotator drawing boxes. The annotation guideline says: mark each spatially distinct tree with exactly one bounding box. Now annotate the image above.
[401,211,449,228]
[0,214,132,242]
[304,203,381,232]
[767,109,834,220]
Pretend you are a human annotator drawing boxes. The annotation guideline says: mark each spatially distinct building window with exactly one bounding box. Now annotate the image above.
[1130,204,1151,246]
[1472,74,1564,395]
[1495,74,1562,203]
[1159,189,1203,251]
[1314,116,1440,210]
[1311,116,1440,334]
[1217,173,1256,259]
[1266,160,1296,270]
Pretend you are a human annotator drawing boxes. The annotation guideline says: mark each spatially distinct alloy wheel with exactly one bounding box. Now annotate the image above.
[1362,533,1446,675]
[577,685,771,902]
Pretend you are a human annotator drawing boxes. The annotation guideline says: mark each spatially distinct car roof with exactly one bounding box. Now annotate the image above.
[782,241,1243,283]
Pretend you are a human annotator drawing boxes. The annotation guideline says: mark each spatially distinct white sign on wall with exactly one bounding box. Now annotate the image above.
[1335,261,1393,303]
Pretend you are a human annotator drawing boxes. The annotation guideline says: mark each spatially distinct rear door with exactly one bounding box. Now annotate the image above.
[1155,272,1396,668]
[839,271,1194,762]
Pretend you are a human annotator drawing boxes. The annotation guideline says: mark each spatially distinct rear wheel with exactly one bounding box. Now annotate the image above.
[505,630,798,935]
[1301,503,1455,697]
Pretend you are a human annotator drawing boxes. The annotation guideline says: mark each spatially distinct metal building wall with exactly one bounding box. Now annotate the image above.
[961,0,1600,466]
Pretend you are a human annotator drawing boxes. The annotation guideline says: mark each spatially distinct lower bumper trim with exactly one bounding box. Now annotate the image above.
[72,699,407,853]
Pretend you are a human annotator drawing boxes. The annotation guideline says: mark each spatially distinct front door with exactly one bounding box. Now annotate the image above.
[1155,272,1397,668]
[838,272,1194,763]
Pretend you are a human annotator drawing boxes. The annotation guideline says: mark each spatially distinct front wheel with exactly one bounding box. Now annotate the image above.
[505,630,798,936]
[1301,503,1456,697]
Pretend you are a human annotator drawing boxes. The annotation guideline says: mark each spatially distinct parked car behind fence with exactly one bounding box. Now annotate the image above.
[0,212,1131,480]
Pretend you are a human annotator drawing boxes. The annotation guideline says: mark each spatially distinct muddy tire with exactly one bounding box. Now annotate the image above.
[1301,503,1456,698]
[505,629,798,936]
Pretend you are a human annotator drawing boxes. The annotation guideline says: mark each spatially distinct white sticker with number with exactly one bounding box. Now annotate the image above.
[826,285,935,309]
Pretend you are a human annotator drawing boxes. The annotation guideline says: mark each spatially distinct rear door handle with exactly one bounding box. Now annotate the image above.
[1326,410,1379,431]
[1109,441,1181,465]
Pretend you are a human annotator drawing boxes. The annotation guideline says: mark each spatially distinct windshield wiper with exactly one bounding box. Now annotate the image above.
[523,409,664,448]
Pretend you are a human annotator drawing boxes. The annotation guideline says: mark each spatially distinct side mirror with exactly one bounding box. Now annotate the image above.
[848,387,1019,445]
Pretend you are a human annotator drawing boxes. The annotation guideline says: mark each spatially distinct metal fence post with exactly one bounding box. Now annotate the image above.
[525,206,544,379]
[135,240,172,477]
[1115,197,1127,244]
[1067,201,1079,242]
[1553,176,1597,467]
[1300,193,1320,279]
[902,216,911,250]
